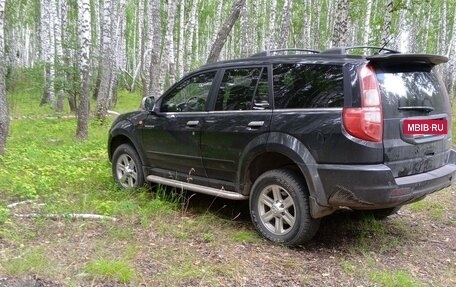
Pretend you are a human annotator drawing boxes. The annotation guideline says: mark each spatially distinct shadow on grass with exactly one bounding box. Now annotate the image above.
[163,189,413,252]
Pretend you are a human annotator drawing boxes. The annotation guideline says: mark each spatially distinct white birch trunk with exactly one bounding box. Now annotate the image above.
[277,0,291,49]
[162,0,177,88]
[0,0,9,154]
[363,0,373,46]
[380,0,394,47]
[149,0,163,98]
[185,0,198,73]
[268,0,277,50]
[96,0,114,120]
[331,0,349,47]
[76,0,92,140]
[40,0,56,107]
[176,0,186,79]
[445,6,456,100]
[55,0,65,112]
[302,0,312,49]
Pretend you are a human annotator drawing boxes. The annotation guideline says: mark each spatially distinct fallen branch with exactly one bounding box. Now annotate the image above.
[6,200,42,209]
[13,213,118,222]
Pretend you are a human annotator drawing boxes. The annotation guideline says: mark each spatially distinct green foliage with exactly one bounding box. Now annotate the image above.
[370,270,422,287]
[0,206,9,224]
[84,259,136,283]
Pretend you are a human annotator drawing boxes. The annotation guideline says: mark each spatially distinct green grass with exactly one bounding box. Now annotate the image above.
[1,247,49,276]
[370,270,422,287]
[85,259,136,283]
[409,200,445,220]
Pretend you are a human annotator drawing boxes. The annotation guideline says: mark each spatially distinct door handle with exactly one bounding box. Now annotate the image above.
[247,121,264,128]
[186,120,200,127]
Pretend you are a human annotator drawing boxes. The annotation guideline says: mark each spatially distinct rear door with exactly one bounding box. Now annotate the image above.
[371,55,452,177]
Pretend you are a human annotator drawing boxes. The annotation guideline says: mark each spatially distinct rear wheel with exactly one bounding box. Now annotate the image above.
[249,169,320,246]
[112,144,145,189]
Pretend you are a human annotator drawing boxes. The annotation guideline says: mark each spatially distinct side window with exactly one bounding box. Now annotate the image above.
[215,67,269,111]
[273,64,344,109]
[161,71,216,112]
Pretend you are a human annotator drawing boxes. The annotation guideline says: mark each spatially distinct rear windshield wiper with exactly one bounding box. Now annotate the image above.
[398,106,434,113]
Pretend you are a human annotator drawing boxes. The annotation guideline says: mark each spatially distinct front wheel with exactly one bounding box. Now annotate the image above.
[249,169,320,246]
[112,144,145,189]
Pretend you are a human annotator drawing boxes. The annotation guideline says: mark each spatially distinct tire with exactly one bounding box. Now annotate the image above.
[112,144,145,189]
[367,206,401,220]
[249,169,320,246]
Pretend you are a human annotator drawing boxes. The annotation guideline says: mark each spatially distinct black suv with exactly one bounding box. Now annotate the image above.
[108,46,456,246]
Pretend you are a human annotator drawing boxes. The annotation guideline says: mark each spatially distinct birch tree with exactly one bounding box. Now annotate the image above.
[380,0,394,47]
[55,0,66,112]
[149,0,162,98]
[0,0,9,155]
[277,0,292,49]
[332,0,349,47]
[76,0,91,140]
[268,0,277,49]
[40,0,56,107]
[96,0,114,121]
[162,0,177,88]
[207,0,246,64]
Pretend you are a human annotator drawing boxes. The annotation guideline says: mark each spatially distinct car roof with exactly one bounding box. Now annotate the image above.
[192,46,447,75]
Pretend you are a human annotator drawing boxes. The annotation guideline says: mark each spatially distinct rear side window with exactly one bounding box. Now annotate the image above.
[273,64,344,109]
[215,67,269,111]
[375,64,448,117]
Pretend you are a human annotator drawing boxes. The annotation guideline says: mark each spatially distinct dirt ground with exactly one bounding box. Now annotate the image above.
[1,187,455,287]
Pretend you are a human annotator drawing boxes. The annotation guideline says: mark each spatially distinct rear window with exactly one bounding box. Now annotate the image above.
[375,64,448,117]
[272,64,344,109]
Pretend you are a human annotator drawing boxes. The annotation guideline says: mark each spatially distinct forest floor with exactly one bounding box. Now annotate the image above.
[1,185,455,287]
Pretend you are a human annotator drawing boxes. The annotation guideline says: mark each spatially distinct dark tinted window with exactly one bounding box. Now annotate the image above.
[161,71,216,112]
[215,67,269,111]
[273,64,344,109]
[376,64,447,117]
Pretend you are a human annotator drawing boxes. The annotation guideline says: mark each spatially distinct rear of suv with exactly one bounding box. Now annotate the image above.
[108,46,456,246]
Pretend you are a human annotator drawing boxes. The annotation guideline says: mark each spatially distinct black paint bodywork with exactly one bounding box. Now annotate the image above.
[108,52,456,218]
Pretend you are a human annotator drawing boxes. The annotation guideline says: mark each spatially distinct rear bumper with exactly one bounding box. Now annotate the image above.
[316,150,456,210]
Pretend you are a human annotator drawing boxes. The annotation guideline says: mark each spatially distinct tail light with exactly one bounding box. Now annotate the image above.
[343,64,383,142]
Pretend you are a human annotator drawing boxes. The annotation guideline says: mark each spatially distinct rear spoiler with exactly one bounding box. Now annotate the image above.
[366,54,448,66]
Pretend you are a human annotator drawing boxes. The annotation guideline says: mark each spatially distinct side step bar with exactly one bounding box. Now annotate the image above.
[146,175,249,200]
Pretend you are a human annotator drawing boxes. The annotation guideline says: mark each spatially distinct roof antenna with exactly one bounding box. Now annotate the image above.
[377,36,393,54]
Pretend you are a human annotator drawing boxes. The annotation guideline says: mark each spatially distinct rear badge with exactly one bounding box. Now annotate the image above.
[403,119,447,136]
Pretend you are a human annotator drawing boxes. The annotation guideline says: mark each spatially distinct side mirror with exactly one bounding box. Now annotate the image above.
[141,96,156,112]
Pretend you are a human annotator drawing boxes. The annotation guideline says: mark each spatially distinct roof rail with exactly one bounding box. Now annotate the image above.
[250,48,320,57]
[320,46,400,55]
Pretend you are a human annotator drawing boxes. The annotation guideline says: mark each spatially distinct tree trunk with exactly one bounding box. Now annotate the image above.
[55,0,66,112]
[445,5,456,100]
[331,0,349,47]
[40,0,56,108]
[149,0,162,99]
[380,0,394,47]
[206,0,246,64]
[185,0,198,73]
[76,0,91,140]
[363,0,373,46]
[277,0,292,49]
[96,0,113,121]
[176,0,186,79]
[0,0,9,155]
[268,0,277,50]
[162,0,177,89]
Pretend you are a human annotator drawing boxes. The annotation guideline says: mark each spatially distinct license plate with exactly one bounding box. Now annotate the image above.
[403,119,447,136]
